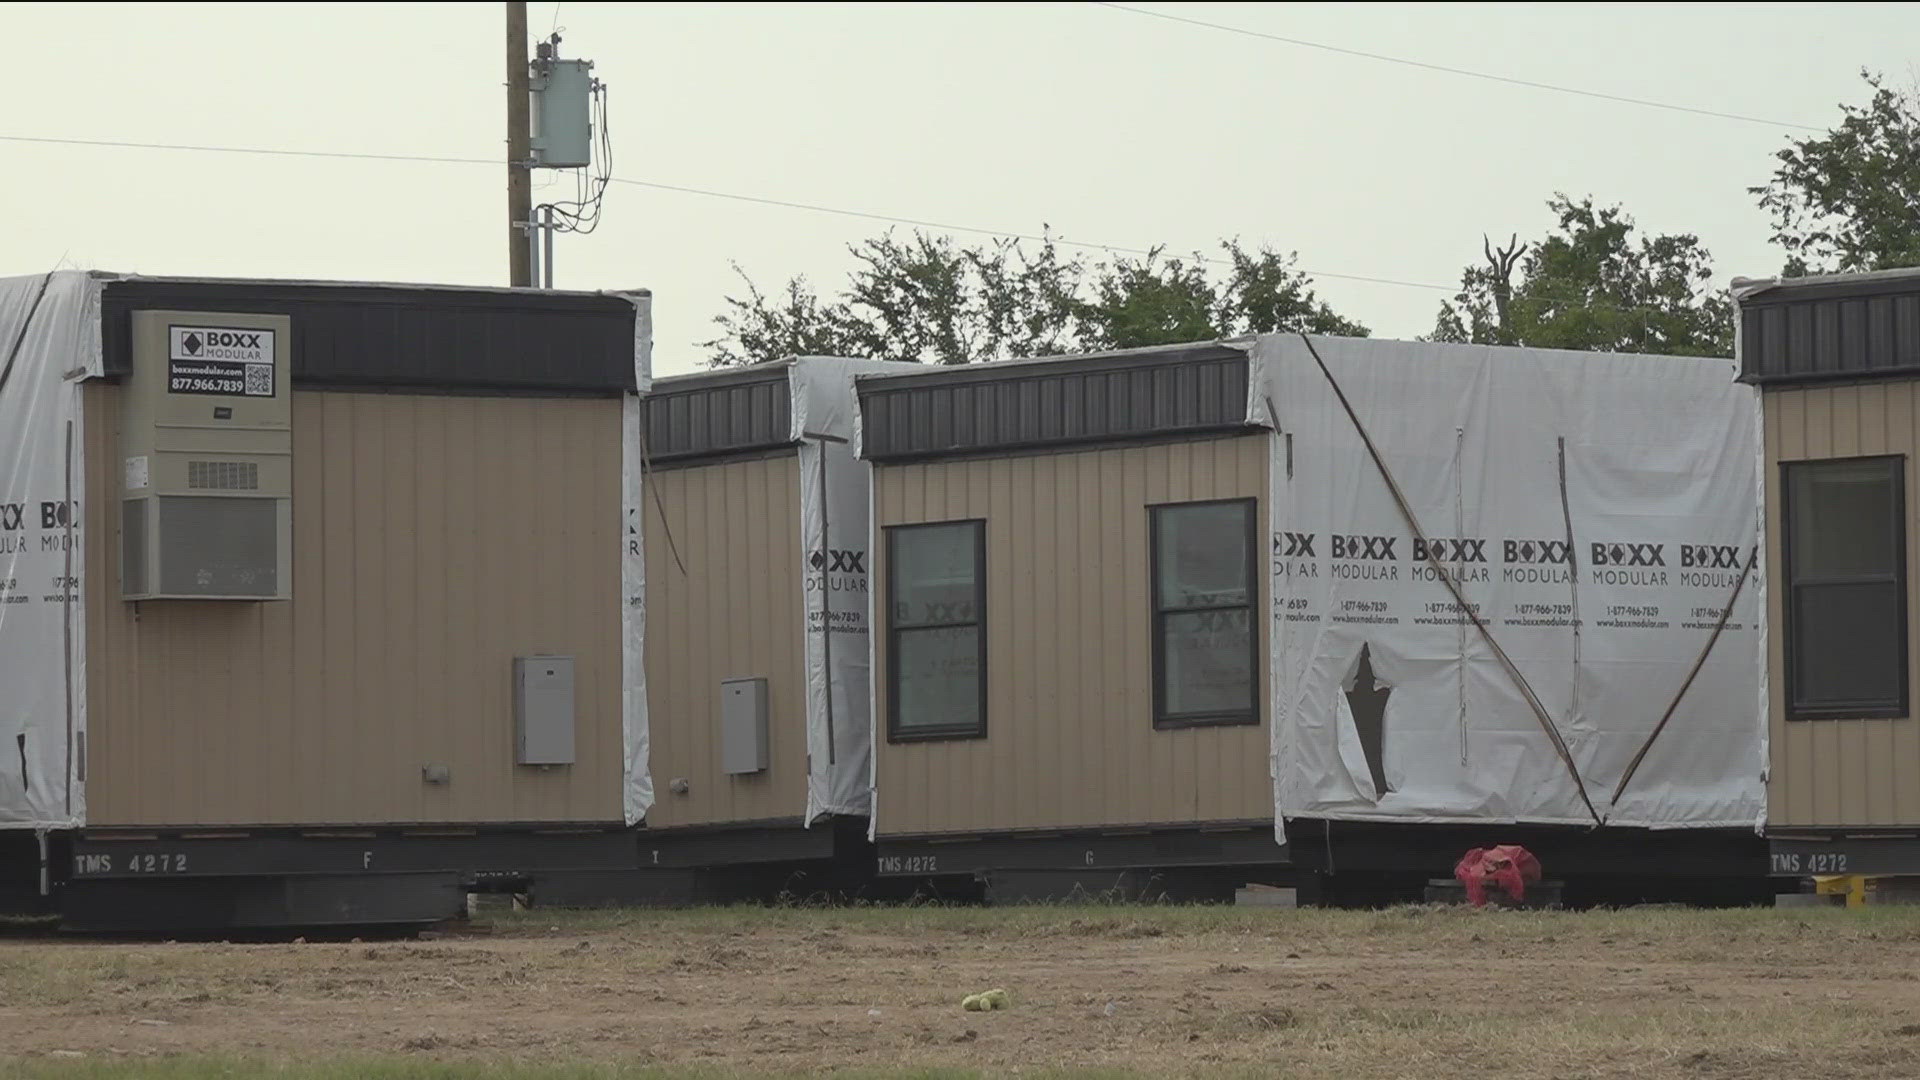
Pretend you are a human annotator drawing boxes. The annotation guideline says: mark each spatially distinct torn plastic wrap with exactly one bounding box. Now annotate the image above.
[792,357,905,825]
[0,271,104,830]
[620,296,654,825]
[622,392,652,825]
[1253,334,1761,833]
[1729,280,1773,838]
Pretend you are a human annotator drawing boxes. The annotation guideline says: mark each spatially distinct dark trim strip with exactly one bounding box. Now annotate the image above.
[857,346,1252,462]
[640,444,799,472]
[869,424,1268,465]
[855,343,1247,391]
[100,279,639,393]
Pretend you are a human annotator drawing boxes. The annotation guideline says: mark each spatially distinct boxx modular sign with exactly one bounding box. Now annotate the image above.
[167,325,276,398]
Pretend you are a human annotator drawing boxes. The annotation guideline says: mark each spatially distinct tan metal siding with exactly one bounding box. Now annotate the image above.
[872,434,1271,837]
[1766,383,1920,827]
[84,384,624,827]
[641,453,808,828]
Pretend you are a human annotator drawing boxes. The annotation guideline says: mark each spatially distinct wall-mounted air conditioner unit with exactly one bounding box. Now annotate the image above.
[120,310,292,601]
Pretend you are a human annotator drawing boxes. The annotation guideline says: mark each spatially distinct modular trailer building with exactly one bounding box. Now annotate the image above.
[1739,268,1920,880]
[622,356,904,899]
[0,271,653,929]
[858,335,1768,902]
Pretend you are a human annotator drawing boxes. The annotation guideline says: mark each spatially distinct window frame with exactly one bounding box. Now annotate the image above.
[1149,496,1262,730]
[1781,454,1909,721]
[884,518,989,743]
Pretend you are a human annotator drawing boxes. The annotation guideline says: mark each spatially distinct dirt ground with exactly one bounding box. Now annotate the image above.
[4,903,1920,1078]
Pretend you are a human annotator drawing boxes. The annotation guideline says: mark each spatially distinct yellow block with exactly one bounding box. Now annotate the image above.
[1812,875,1870,907]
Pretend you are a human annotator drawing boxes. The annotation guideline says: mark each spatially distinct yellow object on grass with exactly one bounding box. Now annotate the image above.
[961,989,1011,1011]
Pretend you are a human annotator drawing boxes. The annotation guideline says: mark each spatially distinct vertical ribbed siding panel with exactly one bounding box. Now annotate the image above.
[870,433,1271,838]
[439,397,483,821]
[381,395,420,824]
[348,395,386,820]
[1014,458,1043,828]
[640,452,807,829]
[467,398,513,816]
[985,457,1016,833]
[1052,453,1082,822]
[87,389,624,827]
[316,393,358,821]
[412,399,450,825]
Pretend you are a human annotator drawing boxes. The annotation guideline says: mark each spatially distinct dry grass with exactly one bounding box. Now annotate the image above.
[4,903,1920,1078]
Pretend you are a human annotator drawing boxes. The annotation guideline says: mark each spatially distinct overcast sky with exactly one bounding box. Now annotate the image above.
[6,2,1914,375]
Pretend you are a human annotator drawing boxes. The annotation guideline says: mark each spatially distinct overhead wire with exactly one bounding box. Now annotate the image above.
[0,130,1734,323]
[0,131,1451,291]
[1091,2,1824,132]
[0,5,1811,326]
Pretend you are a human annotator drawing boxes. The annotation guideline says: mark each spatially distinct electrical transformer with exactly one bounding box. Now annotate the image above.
[120,310,292,600]
[530,56,594,169]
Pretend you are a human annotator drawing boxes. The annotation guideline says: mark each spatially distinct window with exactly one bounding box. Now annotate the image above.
[1783,456,1907,720]
[1151,498,1259,728]
[886,520,987,741]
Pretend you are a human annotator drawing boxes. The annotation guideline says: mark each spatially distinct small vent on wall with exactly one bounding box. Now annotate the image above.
[187,460,259,491]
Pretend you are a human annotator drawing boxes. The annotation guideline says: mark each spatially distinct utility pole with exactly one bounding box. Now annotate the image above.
[506,1,532,287]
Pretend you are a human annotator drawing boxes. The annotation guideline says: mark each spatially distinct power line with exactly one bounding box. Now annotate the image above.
[1092,2,1824,132]
[0,132,1455,292]
[0,131,1730,324]
[605,177,1455,291]
[0,132,496,167]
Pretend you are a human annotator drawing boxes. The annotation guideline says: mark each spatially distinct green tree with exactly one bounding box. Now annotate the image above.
[703,272,867,368]
[1431,195,1732,357]
[1753,71,1920,275]
[704,232,1366,367]
[1075,244,1366,352]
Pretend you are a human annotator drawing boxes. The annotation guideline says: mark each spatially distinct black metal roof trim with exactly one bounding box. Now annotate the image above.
[1736,270,1920,385]
[642,363,795,463]
[856,343,1254,462]
[100,279,640,394]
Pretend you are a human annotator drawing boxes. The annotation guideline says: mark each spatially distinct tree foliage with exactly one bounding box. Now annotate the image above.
[1431,195,1732,357]
[1753,71,1920,275]
[704,232,1366,367]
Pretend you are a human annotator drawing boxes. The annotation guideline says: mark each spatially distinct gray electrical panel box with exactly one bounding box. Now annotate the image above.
[530,57,594,169]
[514,655,576,766]
[720,678,769,775]
[121,310,293,601]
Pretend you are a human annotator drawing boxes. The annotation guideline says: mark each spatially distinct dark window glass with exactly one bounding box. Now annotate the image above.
[1152,499,1259,728]
[1784,456,1907,720]
[886,521,987,740]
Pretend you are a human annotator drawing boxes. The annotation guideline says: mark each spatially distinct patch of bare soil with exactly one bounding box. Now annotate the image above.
[3,905,1919,1077]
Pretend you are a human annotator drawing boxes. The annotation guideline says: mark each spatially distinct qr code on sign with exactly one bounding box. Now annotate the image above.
[244,363,274,396]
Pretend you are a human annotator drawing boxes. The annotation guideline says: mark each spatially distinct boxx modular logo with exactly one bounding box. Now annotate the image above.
[809,548,867,574]
[1410,537,1487,563]
[1679,544,1745,570]
[1590,541,1665,567]
[1502,539,1573,565]
[1273,531,1316,558]
[1330,534,1398,561]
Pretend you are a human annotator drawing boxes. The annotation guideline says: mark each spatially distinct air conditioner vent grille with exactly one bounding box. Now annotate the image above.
[187,460,259,491]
